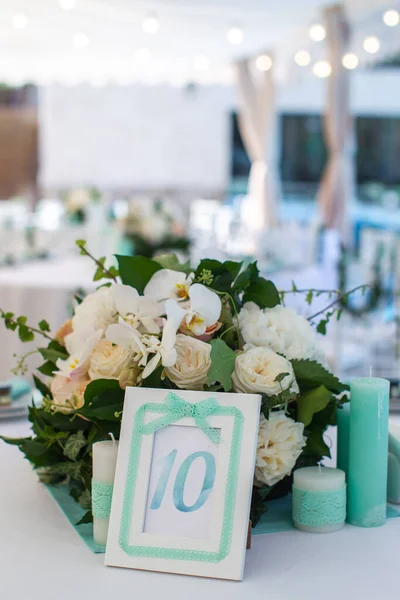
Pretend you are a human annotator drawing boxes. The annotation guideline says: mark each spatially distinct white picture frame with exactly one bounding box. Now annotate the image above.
[105,387,261,581]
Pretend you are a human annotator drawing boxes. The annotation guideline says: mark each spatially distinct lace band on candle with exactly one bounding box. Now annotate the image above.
[292,485,346,526]
[92,480,114,519]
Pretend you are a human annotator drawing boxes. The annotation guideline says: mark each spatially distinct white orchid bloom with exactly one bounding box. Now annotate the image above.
[141,299,187,378]
[181,283,221,336]
[56,328,102,380]
[113,283,162,333]
[144,269,194,304]
[106,299,186,379]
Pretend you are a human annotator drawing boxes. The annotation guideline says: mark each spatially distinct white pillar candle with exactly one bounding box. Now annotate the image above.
[92,440,119,546]
[292,466,346,533]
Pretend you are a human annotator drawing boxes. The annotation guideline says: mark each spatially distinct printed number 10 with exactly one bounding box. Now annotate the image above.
[150,450,216,513]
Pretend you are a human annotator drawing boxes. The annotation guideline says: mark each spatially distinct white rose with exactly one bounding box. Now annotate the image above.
[232,346,298,396]
[89,340,134,381]
[164,334,211,390]
[238,302,324,362]
[72,286,116,335]
[255,411,306,487]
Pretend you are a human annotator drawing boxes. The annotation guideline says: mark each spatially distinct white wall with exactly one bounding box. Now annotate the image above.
[39,70,400,191]
[39,84,232,193]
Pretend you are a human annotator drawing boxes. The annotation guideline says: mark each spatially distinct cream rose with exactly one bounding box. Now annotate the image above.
[164,334,211,390]
[238,302,325,362]
[232,345,298,396]
[89,340,134,381]
[255,412,306,487]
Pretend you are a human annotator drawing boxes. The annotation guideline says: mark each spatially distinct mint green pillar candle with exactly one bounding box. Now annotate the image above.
[348,377,390,527]
[387,425,400,504]
[336,403,350,475]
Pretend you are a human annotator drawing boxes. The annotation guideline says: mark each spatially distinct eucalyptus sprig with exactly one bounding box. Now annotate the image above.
[0,309,53,342]
[75,239,119,283]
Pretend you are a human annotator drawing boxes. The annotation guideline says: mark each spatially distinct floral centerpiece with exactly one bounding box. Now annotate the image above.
[124,198,190,258]
[64,187,103,224]
[1,241,349,525]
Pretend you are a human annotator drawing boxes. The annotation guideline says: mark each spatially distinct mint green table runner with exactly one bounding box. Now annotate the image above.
[46,484,400,554]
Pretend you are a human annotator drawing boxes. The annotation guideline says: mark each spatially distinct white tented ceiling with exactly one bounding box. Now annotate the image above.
[0,0,397,85]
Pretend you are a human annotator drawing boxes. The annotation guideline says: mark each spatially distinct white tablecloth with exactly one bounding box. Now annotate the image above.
[0,256,96,381]
[1,417,399,600]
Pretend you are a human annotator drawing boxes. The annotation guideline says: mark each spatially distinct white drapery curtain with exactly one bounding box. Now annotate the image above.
[235,58,280,231]
[318,4,354,243]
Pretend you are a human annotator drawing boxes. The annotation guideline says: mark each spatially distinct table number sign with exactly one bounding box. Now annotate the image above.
[105,387,261,580]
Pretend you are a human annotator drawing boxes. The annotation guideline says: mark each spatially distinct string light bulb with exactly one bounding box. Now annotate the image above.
[342,53,359,69]
[363,36,380,54]
[142,14,160,34]
[59,0,76,9]
[12,13,28,29]
[294,50,311,66]
[227,26,244,45]
[383,9,399,27]
[255,54,272,71]
[313,60,331,78]
[309,23,326,42]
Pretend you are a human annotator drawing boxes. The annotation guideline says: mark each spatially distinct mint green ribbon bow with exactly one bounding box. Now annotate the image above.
[142,392,221,444]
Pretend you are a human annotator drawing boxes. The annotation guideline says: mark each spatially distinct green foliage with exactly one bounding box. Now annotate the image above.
[63,431,87,461]
[297,385,332,427]
[141,365,163,388]
[80,379,125,421]
[195,259,243,294]
[38,320,51,332]
[303,431,331,458]
[38,340,68,363]
[243,277,281,309]
[116,255,162,293]
[207,339,236,392]
[33,375,53,399]
[76,510,93,525]
[291,359,348,394]
[154,253,191,273]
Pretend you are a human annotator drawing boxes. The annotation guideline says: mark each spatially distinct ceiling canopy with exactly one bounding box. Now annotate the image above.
[0,0,398,86]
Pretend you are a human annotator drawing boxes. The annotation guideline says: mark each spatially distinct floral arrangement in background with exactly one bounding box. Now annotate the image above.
[1,241,351,524]
[123,198,190,258]
[64,187,102,224]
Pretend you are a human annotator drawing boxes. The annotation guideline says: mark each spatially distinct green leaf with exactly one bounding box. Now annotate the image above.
[141,364,163,388]
[316,319,328,335]
[19,439,62,467]
[155,253,191,273]
[63,431,87,461]
[297,385,332,426]
[38,319,51,332]
[232,262,259,293]
[195,259,243,293]
[274,372,290,383]
[291,359,348,394]
[16,316,27,325]
[80,379,125,421]
[306,290,313,305]
[47,460,85,479]
[38,341,68,362]
[18,324,34,342]
[303,431,331,459]
[1,435,32,446]
[115,255,162,293]
[207,339,236,392]
[243,277,281,308]
[78,488,91,510]
[37,360,58,376]
[76,510,93,526]
[33,375,52,399]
